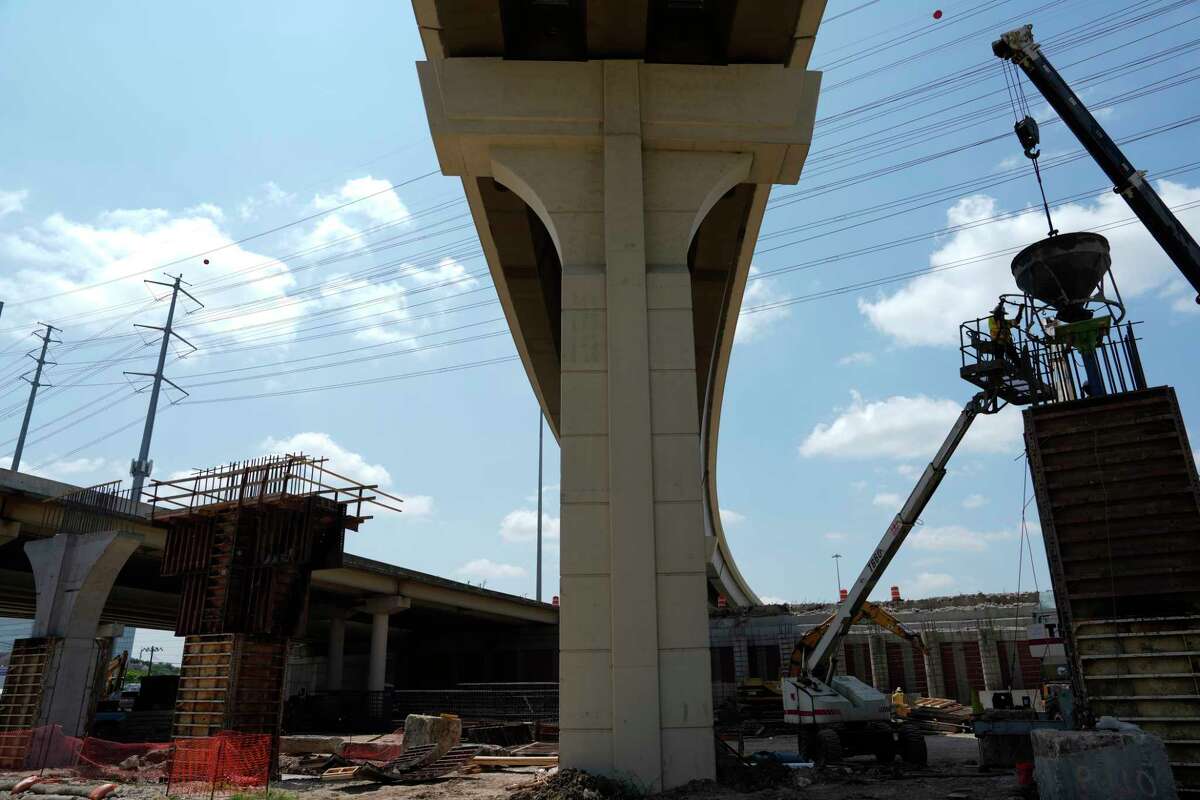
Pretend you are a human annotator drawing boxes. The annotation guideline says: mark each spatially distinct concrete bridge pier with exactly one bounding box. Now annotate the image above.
[24,531,142,735]
[413,4,823,788]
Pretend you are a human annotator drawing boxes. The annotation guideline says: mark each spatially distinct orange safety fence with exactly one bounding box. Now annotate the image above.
[166,732,272,794]
[0,727,272,795]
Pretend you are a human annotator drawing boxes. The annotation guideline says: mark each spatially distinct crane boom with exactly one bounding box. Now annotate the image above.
[993,25,1200,303]
[805,391,990,680]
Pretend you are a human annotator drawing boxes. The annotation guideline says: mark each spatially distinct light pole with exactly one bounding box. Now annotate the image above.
[832,553,843,600]
[535,408,543,602]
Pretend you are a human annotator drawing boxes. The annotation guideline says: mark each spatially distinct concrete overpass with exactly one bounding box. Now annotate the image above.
[410,0,826,787]
[0,468,557,703]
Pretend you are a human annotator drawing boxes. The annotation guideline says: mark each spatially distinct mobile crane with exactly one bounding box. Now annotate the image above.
[992,24,1200,303]
[782,389,1000,765]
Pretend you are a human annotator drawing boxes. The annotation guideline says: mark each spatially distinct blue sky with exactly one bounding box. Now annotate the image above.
[2,1,1198,661]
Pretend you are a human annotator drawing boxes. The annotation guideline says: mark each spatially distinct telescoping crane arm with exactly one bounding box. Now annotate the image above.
[788,600,926,679]
[804,391,991,682]
[993,25,1200,303]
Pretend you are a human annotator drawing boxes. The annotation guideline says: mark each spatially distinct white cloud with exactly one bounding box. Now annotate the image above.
[26,456,109,483]
[962,493,989,510]
[403,495,435,517]
[238,181,295,220]
[499,509,561,543]
[759,596,788,605]
[909,524,1016,552]
[897,463,919,478]
[456,558,528,580]
[301,176,411,252]
[260,432,391,486]
[872,492,901,508]
[858,181,1200,346]
[311,256,477,346]
[824,531,848,542]
[0,189,29,217]
[909,572,956,596]
[0,204,298,346]
[736,267,791,342]
[838,351,875,366]
[799,391,1022,460]
[720,508,746,526]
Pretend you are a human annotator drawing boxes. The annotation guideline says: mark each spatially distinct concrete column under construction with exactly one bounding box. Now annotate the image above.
[414,18,821,789]
[327,610,347,691]
[24,531,141,735]
[867,634,890,691]
[921,631,947,698]
[977,629,1004,691]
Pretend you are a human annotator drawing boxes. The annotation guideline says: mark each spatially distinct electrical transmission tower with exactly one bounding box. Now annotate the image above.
[11,322,61,471]
[127,273,202,499]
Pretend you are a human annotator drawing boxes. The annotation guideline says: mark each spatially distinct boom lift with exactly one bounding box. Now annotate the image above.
[782,389,1000,765]
[992,25,1200,303]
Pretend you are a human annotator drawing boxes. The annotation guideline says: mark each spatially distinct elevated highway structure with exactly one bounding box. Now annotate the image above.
[410,0,826,787]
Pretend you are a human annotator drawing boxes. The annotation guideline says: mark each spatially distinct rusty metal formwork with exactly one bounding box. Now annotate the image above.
[0,637,56,768]
[155,454,402,638]
[1025,386,1200,793]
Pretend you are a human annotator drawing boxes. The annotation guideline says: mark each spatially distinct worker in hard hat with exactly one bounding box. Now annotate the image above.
[988,300,1024,368]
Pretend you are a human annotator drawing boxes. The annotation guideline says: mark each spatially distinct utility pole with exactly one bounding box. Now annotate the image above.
[127,273,201,499]
[139,645,163,677]
[832,553,843,599]
[536,407,544,602]
[11,322,61,471]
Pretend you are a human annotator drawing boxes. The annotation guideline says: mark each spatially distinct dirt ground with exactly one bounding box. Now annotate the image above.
[267,733,1025,800]
[3,734,1025,800]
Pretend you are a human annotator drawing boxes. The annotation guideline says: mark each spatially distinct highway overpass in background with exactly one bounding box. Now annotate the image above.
[409,0,826,788]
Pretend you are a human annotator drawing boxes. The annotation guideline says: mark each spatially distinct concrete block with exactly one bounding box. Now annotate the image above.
[650,370,700,435]
[279,735,345,755]
[560,502,610,577]
[1032,729,1178,800]
[561,371,608,436]
[647,309,697,370]
[645,211,696,265]
[561,310,607,371]
[559,650,613,729]
[656,574,710,651]
[402,714,462,763]
[560,575,612,651]
[652,502,706,575]
[651,435,703,503]
[553,212,606,266]
[661,726,716,788]
[658,648,713,728]
[560,434,609,504]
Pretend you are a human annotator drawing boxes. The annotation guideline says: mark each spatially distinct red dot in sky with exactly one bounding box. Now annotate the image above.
[933,9,943,19]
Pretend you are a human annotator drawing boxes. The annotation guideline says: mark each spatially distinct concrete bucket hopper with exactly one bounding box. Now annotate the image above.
[1011,232,1111,322]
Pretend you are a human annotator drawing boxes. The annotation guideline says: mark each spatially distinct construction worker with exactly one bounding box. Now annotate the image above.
[988,300,1024,366]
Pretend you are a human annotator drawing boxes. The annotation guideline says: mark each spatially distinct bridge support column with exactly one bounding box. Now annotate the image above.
[978,628,1004,691]
[24,531,141,735]
[359,596,410,693]
[327,609,347,691]
[867,634,890,692]
[922,631,947,698]
[416,52,819,789]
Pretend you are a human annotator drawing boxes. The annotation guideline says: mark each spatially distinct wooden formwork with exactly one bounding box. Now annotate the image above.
[173,634,287,741]
[0,637,57,768]
[1025,386,1200,795]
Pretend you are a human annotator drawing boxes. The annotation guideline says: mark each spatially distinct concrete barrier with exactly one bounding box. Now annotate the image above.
[1032,729,1177,800]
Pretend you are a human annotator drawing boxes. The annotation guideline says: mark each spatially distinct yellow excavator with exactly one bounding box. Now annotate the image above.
[787,600,926,679]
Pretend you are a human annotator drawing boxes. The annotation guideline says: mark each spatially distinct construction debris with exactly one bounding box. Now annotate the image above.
[905,698,973,733]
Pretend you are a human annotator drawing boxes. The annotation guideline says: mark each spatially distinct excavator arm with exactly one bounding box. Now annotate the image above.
[788,600,926,678]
